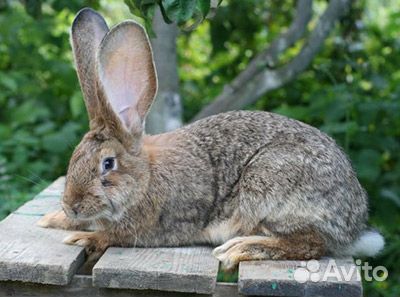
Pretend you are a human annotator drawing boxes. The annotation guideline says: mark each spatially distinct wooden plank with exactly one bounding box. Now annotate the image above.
[238,257,362,297]
[0,178,85,285]
[93,247,219,294]
[0,278,238,297]
[33,176,65,199]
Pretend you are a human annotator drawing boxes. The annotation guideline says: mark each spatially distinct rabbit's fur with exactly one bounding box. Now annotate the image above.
[38,8,384,268]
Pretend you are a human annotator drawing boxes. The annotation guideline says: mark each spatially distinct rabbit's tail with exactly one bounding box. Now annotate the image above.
[343,229,385,257]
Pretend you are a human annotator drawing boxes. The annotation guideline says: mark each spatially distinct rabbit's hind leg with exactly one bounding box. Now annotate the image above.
[213,231,325,270]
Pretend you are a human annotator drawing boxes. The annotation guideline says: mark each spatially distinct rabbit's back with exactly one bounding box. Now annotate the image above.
[161,110,368,252]
[178,110,356,201]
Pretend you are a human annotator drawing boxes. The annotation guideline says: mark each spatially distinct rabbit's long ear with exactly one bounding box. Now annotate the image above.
[71,8,109,121]
[97,21,157,136]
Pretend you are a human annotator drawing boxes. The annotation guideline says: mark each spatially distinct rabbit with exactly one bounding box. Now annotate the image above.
[37,7,384,269]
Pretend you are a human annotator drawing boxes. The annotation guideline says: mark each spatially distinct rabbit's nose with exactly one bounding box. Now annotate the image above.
[61,201,78,218]
[71,204,80,215]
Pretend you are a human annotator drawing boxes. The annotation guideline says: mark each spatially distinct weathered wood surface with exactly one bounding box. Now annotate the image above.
[1,277,238,297]
[0,177,364,296]
[93,247,220,294]
[33,177,66,199]
[238,257,362,297]
[0,177,85,285]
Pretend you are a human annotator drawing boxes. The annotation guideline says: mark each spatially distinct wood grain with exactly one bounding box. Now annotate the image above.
[0,177,364,297]
[238,257,362,297]
[93,247,219,294]
[0,276,238,297]
[0,178,85,285]
[33,176,66,199]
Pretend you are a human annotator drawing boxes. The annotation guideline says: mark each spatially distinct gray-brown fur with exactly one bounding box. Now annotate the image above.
[38,8,383,269]
[99,111,368,249]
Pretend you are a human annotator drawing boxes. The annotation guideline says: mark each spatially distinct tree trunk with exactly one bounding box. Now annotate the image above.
[145,8,182,134]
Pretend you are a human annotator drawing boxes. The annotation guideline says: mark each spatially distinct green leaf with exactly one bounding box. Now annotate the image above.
[124,0,156,18]
[34,122,55,135]
[0,75,17,91]
[274,104,311,121]
[41,123,79,154]
[124,0,157,36]
[124,0,143,17]
[142,4,156,37]
[197,0,211,17]
[161,0,197,24]
[159,2,174,24]
[354,149,382,182]
[320,121,358,135]
[181,0,212,31]
[69,92,84,118]
[23,0,42,19]
[124,0,217,31]
[0,124,11,140]
[11,101,50,127]
[0,0,9,11]
[380,189,400,208]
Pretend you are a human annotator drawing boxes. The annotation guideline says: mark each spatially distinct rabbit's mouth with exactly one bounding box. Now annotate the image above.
[61,201,77,219]
[61,200,113,221]
[75,207,113,221]
[81,199,121,221]
[104,195,125,222]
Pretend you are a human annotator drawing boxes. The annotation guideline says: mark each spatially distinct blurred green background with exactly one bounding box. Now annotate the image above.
[0,0,399,296]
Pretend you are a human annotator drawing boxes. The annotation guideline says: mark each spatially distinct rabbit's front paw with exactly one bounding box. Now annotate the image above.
[63,231,109,260]
[37,210,86,230]
[37,210,69,229]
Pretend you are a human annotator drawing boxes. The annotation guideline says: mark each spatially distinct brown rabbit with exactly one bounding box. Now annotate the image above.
[38,8,384,269]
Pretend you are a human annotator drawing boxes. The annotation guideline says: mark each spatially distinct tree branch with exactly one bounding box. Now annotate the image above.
[232,0,313,89]
[192,0,351,121]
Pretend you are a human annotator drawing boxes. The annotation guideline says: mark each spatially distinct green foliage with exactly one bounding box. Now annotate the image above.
[124,0,219,34]
[0,1,97,218]
[217,266,238,283]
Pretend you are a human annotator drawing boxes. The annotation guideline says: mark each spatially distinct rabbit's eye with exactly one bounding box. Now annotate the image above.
[102,157,116,174]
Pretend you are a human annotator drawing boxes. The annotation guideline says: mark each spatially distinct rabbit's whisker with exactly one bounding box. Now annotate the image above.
[14,174,41,187]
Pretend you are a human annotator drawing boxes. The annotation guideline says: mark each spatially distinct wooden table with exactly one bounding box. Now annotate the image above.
[0,177,363,296]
